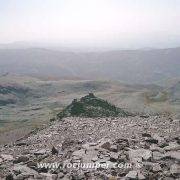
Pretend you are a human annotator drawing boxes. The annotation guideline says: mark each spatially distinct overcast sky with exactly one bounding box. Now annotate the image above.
[0,0,180,48]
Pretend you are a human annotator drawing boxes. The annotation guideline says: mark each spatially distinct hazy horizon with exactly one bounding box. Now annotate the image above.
[0,0,180,49]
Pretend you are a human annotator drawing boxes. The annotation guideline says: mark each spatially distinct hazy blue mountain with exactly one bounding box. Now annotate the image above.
[0,47,180,84]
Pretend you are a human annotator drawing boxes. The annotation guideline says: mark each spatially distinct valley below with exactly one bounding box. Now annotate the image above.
[0,74,180,145]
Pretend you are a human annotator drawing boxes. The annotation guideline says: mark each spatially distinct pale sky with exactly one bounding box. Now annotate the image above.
[0,0,180,48]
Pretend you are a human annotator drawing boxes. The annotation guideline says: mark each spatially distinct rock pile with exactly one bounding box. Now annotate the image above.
[0,116,179,179]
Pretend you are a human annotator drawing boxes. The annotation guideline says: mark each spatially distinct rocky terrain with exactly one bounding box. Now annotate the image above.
[0,114,179,179]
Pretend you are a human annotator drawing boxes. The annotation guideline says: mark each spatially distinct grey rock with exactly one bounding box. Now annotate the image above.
[170,164,180,175]
[71,172,86,180]
[27,161,37,169]
[152,163,162,172]
[13,165,37,175]
[152,151,164,160]
[164,142,180,151]
[109,153,119,162]
[91,157,98,162]
[51,146,58,155]
[13,156,29,164]
[1,154,14,161]
[34,149,47,155]
[5,174,14,180]
[142,133,151,137]
[101,142,111,150]
[89,142,99,146]
[125,170,138,179]
[116,138,129,150]
[62,139,76,150]
[58,172,65,179]
[150,144,164,152]
[138,172,146,180]
[152,134,165,144]
[110,145,118,152]
[15,141,28,146]
[72,149,85,157]
[40,173,58,179]
[145,138,158,144]
[129,148,152,162]
[15,174,31,180]
[140,115,149,118]
[165,151,180,161]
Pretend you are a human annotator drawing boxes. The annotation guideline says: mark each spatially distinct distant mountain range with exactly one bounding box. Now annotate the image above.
[0,47,180,84]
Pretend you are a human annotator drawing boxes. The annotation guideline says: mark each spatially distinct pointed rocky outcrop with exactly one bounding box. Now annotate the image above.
[57,93,131,119]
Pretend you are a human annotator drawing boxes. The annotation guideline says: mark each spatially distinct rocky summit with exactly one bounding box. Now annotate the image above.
[0,115,179,179]
[57,93,130,119]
